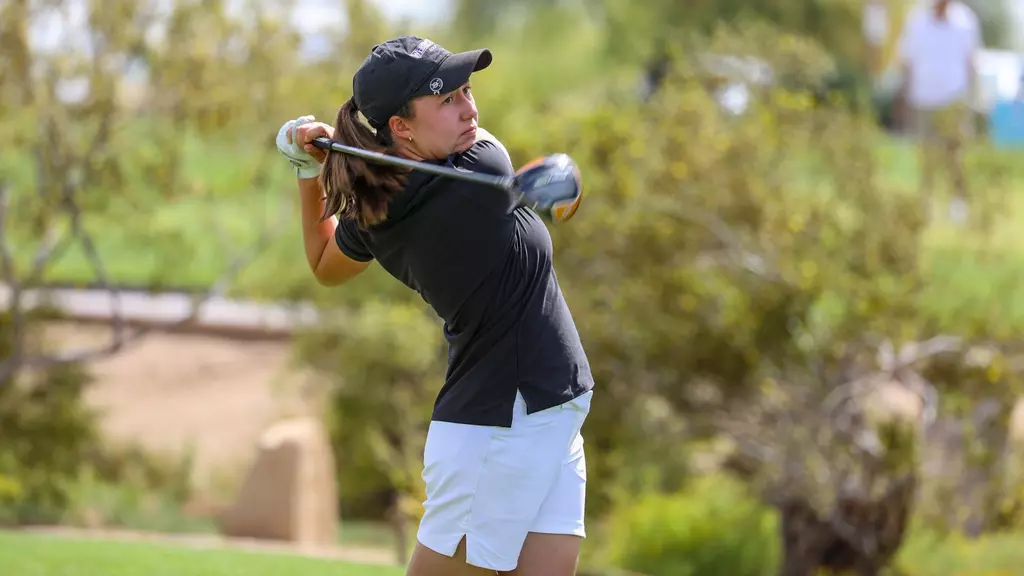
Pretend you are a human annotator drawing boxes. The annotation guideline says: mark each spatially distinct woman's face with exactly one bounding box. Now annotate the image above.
[394,82,479,159]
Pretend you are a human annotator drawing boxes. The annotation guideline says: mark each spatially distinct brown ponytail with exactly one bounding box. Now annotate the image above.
[318,97,415,227]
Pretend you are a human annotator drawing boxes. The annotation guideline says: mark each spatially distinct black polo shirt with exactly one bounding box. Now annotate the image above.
[333,138,594,427]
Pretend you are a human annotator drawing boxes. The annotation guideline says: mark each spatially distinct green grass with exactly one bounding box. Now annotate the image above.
[0,531,405,576]
[337,520,404,551]
[896,530,1024,576]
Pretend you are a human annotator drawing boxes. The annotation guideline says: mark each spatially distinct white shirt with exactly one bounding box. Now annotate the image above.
[898,2,981,109]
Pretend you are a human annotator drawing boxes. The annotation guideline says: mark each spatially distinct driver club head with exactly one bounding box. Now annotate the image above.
[514,153,583,223]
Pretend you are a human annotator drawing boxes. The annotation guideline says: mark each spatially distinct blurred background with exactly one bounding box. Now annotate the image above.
[6,0,1024,574]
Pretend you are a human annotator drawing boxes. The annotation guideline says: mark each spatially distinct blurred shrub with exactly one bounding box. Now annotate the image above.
[59,443,203,533]
[294,298,444,524]
[83,443,195,506]
[0,472,22,503]
[605,474,778,576]
[0,317,97,525]
[0,311,201,529]
[61,466,210,534]
[489,19,1019,520]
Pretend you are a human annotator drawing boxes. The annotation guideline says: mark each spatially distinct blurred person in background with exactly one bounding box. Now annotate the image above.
[896,0,981,224]
[275,36,594,576]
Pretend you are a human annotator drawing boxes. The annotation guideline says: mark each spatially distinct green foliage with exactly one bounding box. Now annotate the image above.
[500,26,861,512]
[0,310,200,530]
[598,478,1024,576]
[61,469,211,534]
[604,474,779,576]
[0,0,300,295]
[0,315,98,525]
[295,298,444,520]
[59,443,203,533]
[596,0,865,70]
[497,21,1022,519]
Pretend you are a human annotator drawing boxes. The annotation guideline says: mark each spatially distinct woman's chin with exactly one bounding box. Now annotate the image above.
[452,139,475,154]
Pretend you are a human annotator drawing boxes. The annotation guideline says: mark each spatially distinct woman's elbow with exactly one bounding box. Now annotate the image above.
[312,266,351,287]
[313,272,344,287]
[313,259,368,287]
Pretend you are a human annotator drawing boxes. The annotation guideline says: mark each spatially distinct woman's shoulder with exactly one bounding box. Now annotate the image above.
[455,128,514,176]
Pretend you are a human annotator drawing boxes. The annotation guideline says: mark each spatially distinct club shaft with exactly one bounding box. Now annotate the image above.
[311,137,515,191]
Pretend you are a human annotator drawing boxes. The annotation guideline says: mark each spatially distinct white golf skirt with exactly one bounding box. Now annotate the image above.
[416,389,592,572]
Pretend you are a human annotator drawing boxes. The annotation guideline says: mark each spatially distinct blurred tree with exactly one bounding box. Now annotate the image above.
[0,0,311,522]
[485,18,1024,565]
[341,0,391,61]
[592,0,864,65]
[300,0,392,119]
[0,0,307,385]
[450,0,551,41]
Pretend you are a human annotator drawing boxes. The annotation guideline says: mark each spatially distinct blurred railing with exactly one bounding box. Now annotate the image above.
[0,283,319,340]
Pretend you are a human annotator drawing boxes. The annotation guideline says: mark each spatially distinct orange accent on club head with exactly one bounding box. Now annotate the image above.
[516,156,548,175]
[556,164,583,221]
[552,194,581,221]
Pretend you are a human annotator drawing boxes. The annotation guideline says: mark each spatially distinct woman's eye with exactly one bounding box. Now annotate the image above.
[463,86,472,95]
[443,95,454,104]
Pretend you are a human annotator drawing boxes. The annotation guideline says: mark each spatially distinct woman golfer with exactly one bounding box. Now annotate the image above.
[275,36,594,576]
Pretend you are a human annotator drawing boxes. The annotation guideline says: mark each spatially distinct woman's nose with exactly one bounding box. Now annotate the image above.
[460,95,477,121]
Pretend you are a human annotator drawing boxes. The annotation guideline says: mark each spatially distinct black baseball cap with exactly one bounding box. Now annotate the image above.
[352,36,492,130]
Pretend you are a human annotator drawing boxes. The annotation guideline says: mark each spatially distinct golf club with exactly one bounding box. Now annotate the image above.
[311,137,516,190]
[310,136,584,222]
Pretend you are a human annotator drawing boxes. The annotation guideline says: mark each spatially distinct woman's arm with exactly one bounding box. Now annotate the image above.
[297,176,370,286]
[282,117,371,286]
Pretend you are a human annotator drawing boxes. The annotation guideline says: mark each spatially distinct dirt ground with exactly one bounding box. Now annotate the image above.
[21,322,404,564]
[41,322,320,495]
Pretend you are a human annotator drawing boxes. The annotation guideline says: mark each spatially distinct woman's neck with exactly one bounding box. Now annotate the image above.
[393,140,453,164]
[392,139,426,162]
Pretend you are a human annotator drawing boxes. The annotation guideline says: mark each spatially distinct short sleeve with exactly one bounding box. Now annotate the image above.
[334,218,374,262]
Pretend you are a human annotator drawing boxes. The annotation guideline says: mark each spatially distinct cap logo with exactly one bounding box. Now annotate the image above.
[410,39,434,59]
[429,77,444,95]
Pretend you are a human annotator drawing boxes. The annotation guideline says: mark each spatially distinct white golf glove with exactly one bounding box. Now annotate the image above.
[276,115,321,179]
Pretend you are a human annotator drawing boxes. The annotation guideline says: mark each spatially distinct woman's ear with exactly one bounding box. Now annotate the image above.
[389,115,413,142]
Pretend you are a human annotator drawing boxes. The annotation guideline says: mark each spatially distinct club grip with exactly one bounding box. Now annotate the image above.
[311,137,333,150]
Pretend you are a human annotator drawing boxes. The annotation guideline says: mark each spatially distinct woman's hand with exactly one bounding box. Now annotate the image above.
[275,115,335,179]
[293,117,335,163]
